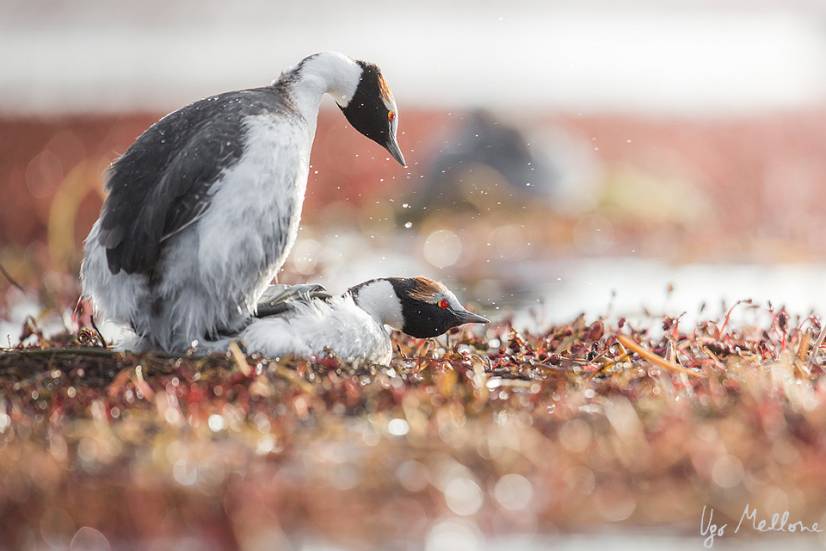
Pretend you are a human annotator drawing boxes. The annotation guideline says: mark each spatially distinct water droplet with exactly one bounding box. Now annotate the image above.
[388,418,410,436]
[208,414,225,432]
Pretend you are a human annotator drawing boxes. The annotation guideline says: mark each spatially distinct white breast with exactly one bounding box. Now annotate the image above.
[240,296,394,365]
[196,113,311,299]
[146,113,314,347]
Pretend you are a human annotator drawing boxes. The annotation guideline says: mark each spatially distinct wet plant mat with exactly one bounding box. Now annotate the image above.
[3,308,826,549]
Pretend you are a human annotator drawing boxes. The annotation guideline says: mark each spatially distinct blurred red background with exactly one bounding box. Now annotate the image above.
[5,108,826,273]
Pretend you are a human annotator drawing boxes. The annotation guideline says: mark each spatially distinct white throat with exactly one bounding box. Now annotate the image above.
[352,280,404,330]
[278,52,362,122]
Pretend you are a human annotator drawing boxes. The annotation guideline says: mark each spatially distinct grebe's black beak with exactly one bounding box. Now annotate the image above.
[454,309,490,325]
[385,135,406,167]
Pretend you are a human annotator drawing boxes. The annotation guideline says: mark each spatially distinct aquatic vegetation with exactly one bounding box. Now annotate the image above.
[2,306,826,548]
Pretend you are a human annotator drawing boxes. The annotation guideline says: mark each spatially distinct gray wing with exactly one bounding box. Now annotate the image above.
[97,88,292,275]
[256,284,332,318]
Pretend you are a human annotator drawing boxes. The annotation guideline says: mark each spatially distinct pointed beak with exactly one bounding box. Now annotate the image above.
[385,136,407,167]
[454,309,490,325]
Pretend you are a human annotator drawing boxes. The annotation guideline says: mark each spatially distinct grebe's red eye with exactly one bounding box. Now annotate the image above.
[388,111,396,122]
[438,298,449,309]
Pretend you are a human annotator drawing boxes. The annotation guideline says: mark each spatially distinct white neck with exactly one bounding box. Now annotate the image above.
[351,280,404,330]
[278,52,362,123]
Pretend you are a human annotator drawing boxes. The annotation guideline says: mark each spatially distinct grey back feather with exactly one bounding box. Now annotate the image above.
[98,87,298,275]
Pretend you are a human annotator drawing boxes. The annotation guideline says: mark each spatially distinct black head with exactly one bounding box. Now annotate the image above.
[339,61,406,166]
[387,277,489,338]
